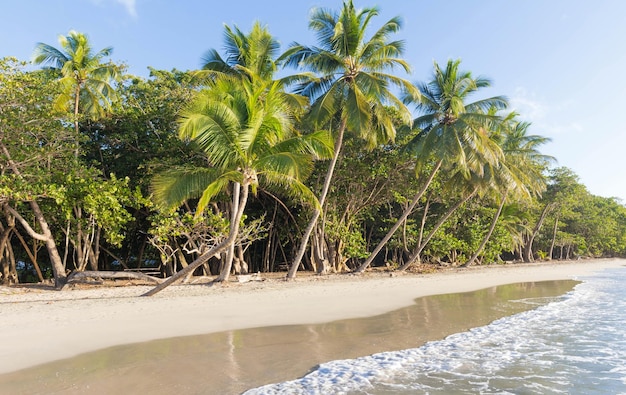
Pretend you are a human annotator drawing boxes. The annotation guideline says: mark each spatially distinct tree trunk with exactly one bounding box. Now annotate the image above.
[6,204,67,288]
[355,160,442,273]
[398,188,477,271]
[461,189,508,268]
[523,203,552,262]
[67,270,162,285]
[548,215,559,260]
[416,197,431,254]
[74,85,81,136]
[236,244,248,274]
[1,144,67,288]
[287,118,346,279]
[143,182,249,296]
[0,212,15,284]
[312,225,330,274]
[218,182,241,282]
[14,230,44,282]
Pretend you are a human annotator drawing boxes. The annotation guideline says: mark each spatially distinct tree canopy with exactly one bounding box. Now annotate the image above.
[2,1,624,289]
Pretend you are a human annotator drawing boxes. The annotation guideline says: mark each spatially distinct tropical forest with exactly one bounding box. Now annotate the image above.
[1,1,625,293]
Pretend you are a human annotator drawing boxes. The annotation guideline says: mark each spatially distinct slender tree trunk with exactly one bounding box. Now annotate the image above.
[222,182,240,280]
[7,243,17,284]
[14,230,44,282]
[355,160,442,273]
[462,189,508,268]
[0,219,15,284]
[548,214,559,260]
[74,85,81,135]
[523,203,552,262]
[6,204,67,288]
[1,144,67,287]
[398,188,477,271]
[416,197,431,253]
[143,182,250,296]
[236,244,248,274]
[287,119,346,279]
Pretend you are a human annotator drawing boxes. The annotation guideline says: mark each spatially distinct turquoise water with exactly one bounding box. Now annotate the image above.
[246,267,626,394]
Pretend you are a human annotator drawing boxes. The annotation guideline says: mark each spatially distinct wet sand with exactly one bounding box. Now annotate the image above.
[0,259,623,394]
[0,280,579,394]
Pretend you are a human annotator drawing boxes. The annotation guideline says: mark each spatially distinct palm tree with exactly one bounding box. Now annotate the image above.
[197,22,312,276]
[32,30,121,135]
[355,59,507,273]
[461,117,552,267]
[281,0,418,279]
[142,73,332,296]
[200,22,279,83]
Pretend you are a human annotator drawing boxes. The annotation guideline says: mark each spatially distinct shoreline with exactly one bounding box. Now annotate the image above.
[0,259,624,375]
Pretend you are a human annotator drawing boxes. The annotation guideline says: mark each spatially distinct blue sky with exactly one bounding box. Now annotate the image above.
[2,0,626,201]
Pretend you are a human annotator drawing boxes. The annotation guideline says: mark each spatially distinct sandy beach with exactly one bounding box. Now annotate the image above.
[0,259,623,380]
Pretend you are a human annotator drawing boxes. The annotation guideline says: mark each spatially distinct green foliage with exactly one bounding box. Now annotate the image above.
[58,173,144,246]
[406,59,507,178]
[325,218,368,259]
[83,68,201,192]
[154,72,332,214]
[280,0,416,147]
[149,210,229,246]
[3,4,626,282]
[32,30,122,123]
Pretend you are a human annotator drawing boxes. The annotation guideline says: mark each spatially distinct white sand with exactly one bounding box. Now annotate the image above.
[0,259,624,374]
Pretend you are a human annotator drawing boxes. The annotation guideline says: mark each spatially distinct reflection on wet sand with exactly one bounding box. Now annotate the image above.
[0,280,577,394]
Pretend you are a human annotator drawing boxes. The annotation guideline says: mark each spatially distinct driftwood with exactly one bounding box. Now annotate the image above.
[66,270,163,285]
[236,273,264,283]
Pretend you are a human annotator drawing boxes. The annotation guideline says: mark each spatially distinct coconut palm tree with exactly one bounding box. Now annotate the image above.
[200,22,280,83]
[32,30,121,135]
[281,0,418,278]
[461,117,552,267]
[142,73,332,296]
[355,59,507,273]
[197,22,313,276]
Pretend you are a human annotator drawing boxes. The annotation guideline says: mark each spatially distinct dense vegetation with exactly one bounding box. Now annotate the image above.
[1,1,625,290]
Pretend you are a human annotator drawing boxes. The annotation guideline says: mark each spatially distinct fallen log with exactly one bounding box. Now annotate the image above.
[66,270,163,285]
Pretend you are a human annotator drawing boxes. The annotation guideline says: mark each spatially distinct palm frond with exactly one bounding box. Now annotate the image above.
[197,170,243,214]
[151,167,219,210]
[260,170,321,210]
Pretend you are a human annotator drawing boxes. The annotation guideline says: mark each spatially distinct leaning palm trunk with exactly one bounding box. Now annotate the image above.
[218,182,241,282]
[461,189,508,268]
[287,120,346,280]
[398,187,478,271]
[355,160,442,273]
[142,183,249,296]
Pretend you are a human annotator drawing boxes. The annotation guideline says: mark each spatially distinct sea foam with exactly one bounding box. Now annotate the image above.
[244,268,626,395]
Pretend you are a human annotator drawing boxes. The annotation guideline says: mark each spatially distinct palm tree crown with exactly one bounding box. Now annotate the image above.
[280,0,418,146]
[200,22,280,83]
[32,30,121,126]
[408,59,508,177]
[494,117,554,199]
[152,75,332,215]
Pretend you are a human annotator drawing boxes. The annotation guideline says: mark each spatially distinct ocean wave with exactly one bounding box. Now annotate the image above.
[245,268,626,395]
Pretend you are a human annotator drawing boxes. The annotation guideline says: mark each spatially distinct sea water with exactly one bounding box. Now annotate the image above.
[245,267,626,394]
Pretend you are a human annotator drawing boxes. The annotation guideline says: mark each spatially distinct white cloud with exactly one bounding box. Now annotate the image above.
[89,0,137,17]
[115,0,137,17]
[509,87,546,122]
[509,87,583,137]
